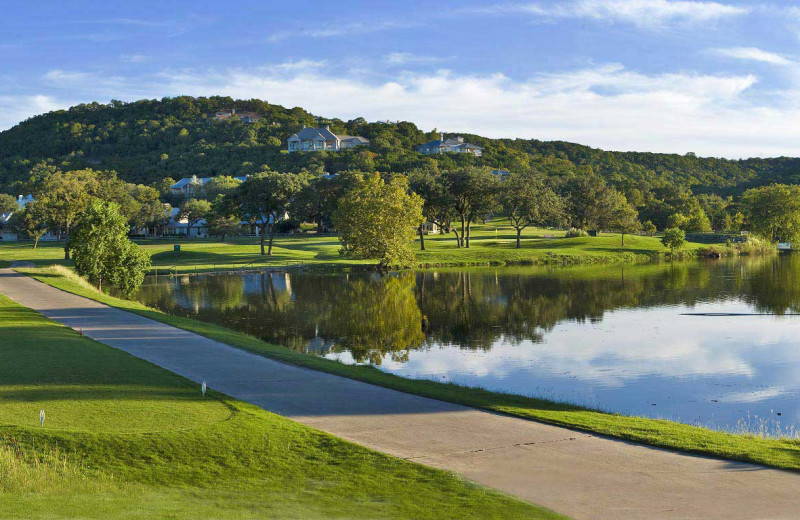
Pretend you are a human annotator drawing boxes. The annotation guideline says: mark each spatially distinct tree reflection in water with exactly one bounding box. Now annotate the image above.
[135,255,800,365]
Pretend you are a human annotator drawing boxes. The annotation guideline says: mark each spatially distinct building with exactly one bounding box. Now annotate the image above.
[287,126,370,153]
[416,135,483,157]
[213,108,261,124]
[169,175,248,197]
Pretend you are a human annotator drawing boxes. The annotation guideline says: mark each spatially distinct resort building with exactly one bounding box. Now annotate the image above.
[287,126,370,153]
[416,135,483,157]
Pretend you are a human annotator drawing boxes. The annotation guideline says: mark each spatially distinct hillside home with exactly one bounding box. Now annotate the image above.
[169,175,248,196]
[213,108,261,124]
[416,135,483,157]
[287,126,369,153]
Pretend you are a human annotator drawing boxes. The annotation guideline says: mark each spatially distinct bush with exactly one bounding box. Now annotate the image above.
[565,228,588,238]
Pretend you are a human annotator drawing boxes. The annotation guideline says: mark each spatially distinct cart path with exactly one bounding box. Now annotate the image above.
[1,268,799,520]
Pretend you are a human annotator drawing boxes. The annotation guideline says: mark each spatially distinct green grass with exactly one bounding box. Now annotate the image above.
[0,290,561,519]
[0,220,705,274]
[21,266,800,474]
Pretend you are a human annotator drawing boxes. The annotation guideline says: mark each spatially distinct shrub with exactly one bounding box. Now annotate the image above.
[565,228,588,238]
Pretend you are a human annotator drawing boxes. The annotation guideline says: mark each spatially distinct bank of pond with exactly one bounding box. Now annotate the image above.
[131,255,800,438]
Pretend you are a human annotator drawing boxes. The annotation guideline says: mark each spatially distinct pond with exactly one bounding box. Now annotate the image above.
[133,255,800,435]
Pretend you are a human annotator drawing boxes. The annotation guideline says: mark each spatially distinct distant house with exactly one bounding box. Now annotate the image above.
[416,135,483,157]
[213,108,261,124]
[164,207,208,238]
[169,174,248,197]
[491,169,510,179]
[287,126,370,153]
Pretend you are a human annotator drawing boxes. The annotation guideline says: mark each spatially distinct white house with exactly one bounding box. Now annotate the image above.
[416,135,483,157]
[287,126,369,153]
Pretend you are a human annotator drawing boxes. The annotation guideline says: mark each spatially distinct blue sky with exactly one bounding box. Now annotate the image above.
[3,0,800,158]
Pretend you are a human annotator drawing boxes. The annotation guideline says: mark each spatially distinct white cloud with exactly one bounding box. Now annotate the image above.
[6,60,800,158]
[711,47,792,66]
[120,54,149,64]
[480,0,749,28]
[268,21,418,43]
[0,95,67,130]
[384,52,447,66]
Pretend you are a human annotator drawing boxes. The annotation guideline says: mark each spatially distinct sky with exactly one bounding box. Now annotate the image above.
[3,0,800,158]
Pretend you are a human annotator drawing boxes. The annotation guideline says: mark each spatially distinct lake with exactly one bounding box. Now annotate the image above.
[134,255,800,435]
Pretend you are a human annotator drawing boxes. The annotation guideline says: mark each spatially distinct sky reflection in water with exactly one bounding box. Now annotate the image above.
[134,256,800,434]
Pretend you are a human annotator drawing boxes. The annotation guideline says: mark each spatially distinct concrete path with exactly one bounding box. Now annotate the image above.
[1,268,799,519]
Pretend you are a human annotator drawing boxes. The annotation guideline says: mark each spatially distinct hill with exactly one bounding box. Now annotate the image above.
[1,96,799,228]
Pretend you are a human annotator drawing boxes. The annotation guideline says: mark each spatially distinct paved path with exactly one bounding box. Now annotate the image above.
[2,268,800,519]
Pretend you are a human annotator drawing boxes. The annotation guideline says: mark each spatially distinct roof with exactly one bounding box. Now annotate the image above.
[416,136,483,151]
[339,135,369,144]
[289,126,339,141]
[1,195,34,223]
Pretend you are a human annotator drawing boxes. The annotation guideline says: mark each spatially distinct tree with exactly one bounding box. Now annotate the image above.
[500,172,564,248]
[333,173,423,269]
[0,193,16,214]
[13,201,49,248]
[642,220,657,236]
[234,171,307,255]
[661,227,686,256]
[70,200,150,295]
[603,191,641,246]
[206,195,241,241]
[290,174,341,234]
[179,198,212,237]
[408,169,457,250]
[741,184,800,244]
[36,169,100,259]
[443,167,500,248]
[204,176,243,200]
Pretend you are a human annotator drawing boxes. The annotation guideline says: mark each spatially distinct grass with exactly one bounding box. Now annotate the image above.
[0,290,561,519]
[0,219,707,274]
[20,265,800,474]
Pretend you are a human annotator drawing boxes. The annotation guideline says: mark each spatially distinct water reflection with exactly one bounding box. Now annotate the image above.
[135,255,800,434]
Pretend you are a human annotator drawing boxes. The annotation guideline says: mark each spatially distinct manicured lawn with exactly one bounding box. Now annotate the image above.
[0,291,561,519]
[21,266,800,474]
[0,219,704,274]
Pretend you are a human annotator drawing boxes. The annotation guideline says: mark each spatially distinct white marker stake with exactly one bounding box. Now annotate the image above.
[39,409,45,427]
[201,381,207,397]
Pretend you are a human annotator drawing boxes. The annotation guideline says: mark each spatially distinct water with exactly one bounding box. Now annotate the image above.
[133,256,800,435]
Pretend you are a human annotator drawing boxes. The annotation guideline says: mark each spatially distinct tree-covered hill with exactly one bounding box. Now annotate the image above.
[1,95,798,205]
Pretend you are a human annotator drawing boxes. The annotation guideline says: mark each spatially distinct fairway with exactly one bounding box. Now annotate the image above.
[0,219,703,274]
[0,290,559,519]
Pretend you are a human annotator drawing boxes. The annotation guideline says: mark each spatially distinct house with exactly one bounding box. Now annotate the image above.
[416,134,483,157]
[164,207,208,238]
[287,126,370,153]
[491,169,510,180]
[169,174,248,196]
[213,108,261,124]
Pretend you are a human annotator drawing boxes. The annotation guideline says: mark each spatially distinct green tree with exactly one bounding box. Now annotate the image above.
[443,167,500,248]
[642,220,657,236]
[36,169,100,259]
[13,201,49,248]
[661,227,686,256]
[500,172,564,248]
[742,184,800,244]
[207,195,241,241]
[408,169,457,251]
[234,171,307,255]
[333,173,423,268]
[603,191,641,246]
[0,193,16,214]
[204,176,243,200]
[70,200,151,295]
[179,198,212,237]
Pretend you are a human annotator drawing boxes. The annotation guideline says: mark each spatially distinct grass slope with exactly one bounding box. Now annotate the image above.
[21,266,800,473]
[0,219,703,274]
[0,290,560,519]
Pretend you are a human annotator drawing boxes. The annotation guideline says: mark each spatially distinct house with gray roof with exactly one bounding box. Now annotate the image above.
[416,135,483,157]
[287,126,369,153]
